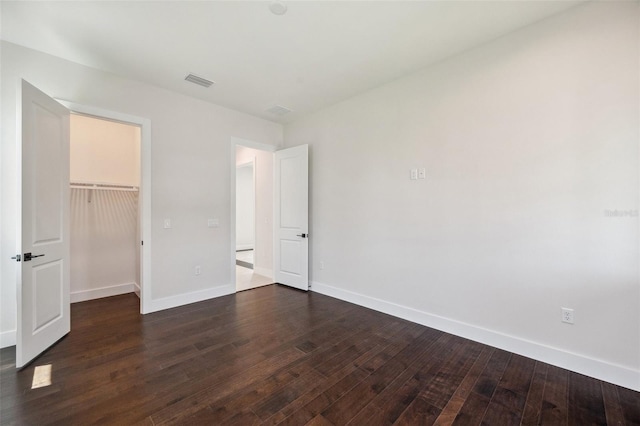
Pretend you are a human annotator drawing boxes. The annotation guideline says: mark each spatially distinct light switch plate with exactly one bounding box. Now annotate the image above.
[208,218,219,228]
[418,168,426,179]
[164,219,171,229]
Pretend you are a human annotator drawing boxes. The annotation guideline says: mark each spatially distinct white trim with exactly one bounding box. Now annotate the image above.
[70,283,137,304]
[311,281,640,392]
[254,267,273,279]
[1,330,16,348]
[236,244,254,251]
[56,100,152,315]
[145,285,235,314]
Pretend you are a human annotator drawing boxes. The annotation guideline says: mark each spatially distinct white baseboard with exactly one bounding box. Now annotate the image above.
[0,329,16,348]
[142,284,235,314]
[253,267,273,279]
[71,282,137,303]
[133,282,141,299]
[311,281,640,392]
[4,284,233,348]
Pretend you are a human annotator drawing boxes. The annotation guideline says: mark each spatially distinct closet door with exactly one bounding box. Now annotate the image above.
[16,80,70,368]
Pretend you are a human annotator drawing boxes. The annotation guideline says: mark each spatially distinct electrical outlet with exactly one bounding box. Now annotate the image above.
[164,218,171,229]
[410,169,418,180]
[561,307,574,324]
[195,266,201,276]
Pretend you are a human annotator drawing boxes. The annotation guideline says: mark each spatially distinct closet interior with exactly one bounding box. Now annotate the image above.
[69,114,141,303]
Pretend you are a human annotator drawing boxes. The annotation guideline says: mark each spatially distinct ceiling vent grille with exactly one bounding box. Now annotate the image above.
[266,105,292,116]
[184,73,214,88]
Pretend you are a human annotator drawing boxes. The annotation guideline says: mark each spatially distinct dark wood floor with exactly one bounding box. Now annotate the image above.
[1,285,638,425]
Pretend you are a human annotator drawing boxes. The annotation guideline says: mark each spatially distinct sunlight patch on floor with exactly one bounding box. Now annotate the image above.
[31,364,52,389]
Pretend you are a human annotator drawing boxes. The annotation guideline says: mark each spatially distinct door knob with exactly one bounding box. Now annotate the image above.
[296,233,308,238]
[23,253,45,262]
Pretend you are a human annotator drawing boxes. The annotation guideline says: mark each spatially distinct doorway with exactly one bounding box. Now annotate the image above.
[60,100,152,314]
[232,141,276,292]
[236,160,255,270]
[230,138,310,293]
[69,114,141,304]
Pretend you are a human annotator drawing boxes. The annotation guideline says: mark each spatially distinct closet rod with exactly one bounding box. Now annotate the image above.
[70,182,139,192]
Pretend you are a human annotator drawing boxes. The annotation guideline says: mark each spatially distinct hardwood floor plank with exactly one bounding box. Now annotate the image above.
[393,395,441,425]
[433,395,466,426]
[277,367,370,426]
[449,346,494,401]
[540,365,570,425]
[568,373,607,425]
[1,285,637,426]
[265,342,389,425]
[305,414,335,426]
[472,349,511,399]
[617,385,640,425]
[452,391,491,426]
[351,333,461,425]
[320,329,444,424]
[419,339,484,409]
[252,370,326,420]
[294,323,426,426]
[601,382,626,426]
[481,354,535,425]
[267,321,425,425]
[521,361,548,426]
[451,349,512,426]
[481,387,526,425]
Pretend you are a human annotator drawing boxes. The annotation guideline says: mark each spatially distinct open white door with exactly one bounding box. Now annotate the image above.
[274,144,309,291]
[15,80,70,368]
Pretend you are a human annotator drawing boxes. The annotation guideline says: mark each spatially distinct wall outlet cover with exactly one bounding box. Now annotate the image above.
[561,307,574,324]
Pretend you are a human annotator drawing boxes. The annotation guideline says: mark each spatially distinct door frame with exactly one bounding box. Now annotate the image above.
[59,100,152,314]
[229,137,278,290]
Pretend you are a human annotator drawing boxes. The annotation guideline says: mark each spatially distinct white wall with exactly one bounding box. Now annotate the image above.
[236,163,255,250]
[236,146,274,277]
[1,41,282,347]
[71,114,141,186]
[285,2,639,390]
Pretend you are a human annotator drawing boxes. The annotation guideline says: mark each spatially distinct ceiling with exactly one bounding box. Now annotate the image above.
[1,1,582,124]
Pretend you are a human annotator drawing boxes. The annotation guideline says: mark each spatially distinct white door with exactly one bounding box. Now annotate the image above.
[274,145,309,291]
[16,80,70,368]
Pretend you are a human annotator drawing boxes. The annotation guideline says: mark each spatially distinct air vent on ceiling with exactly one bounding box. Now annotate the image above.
[184,73,214,88]
[266,105,292,116]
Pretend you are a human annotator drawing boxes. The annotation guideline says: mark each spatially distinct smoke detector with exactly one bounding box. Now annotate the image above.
[269,1,287,16]
[184,73,214,88]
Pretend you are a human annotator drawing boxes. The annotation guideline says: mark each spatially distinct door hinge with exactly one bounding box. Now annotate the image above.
[11,254,21,262]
